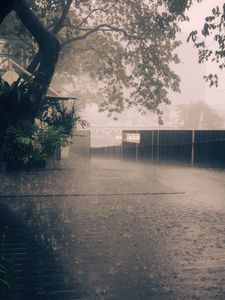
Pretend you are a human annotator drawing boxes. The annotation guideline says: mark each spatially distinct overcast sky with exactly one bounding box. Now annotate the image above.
[180,0,225,31]
[172,0,225,113]
[84,1,225,138]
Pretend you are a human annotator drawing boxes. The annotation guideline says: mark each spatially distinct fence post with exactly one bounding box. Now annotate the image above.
[151,131,154,162]
[135,130,139,161]
[136,131,138,161]
[157,130,160,162]
[191,130,195,167]
[88,130,91,159]
[121,132,124,160]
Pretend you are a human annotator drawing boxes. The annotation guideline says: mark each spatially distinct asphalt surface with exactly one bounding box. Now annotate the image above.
[0,156,225,299]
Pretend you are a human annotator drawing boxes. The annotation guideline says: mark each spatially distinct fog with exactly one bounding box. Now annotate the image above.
[1,2,225,299]
[70,0,225,147]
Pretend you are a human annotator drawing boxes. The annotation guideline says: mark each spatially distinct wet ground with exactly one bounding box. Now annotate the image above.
[0,156,225,299]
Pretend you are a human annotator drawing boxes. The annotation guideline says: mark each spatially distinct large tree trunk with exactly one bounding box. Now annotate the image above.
[0,0,60,159]
[14,0,60,114]
[0,0,19,157]
[27,0,73,74]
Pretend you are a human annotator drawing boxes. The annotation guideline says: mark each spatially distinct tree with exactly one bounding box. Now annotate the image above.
[0,0,60,157]
[176,101,224,129]
[0,0,194,122]
[188,2,225,88]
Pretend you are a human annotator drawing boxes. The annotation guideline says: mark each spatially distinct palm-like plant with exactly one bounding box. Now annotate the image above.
[4,122,71,164]
[0,76,86,167]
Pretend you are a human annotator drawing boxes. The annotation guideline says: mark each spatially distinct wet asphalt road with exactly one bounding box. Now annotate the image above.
[0,156,225,299]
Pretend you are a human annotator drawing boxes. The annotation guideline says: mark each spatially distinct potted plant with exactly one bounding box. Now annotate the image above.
[41,101,88,159]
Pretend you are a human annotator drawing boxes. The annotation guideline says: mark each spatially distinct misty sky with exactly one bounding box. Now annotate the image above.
[82,0,225,142]
[80,1,225,146]
[175,0,225,112]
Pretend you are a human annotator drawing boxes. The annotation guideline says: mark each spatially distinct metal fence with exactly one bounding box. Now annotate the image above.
[122,130,225,168]
[91,130,225,168]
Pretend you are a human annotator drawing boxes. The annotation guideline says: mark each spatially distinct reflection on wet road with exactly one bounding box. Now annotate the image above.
[0,157,225,299]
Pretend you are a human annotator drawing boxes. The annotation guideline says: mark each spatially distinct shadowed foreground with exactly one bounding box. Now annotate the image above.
[0,156,225,299]
[0,203,86,300]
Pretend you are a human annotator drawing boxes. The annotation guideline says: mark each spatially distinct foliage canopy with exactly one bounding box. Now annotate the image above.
[188,2,225,88]
[0,0,193,121]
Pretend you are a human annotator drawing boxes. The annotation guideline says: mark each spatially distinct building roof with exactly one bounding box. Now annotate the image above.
[0,58,77,101]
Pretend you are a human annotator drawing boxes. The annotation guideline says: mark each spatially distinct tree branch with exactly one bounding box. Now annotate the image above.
[77,4,116,28]
[51,0,73,34]
[14,0,60,113]
[27,0,73,73]
[15,0,60,52]
[62,24,136,47]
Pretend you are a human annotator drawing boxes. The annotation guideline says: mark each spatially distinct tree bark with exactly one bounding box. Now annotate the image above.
[0,0,20,157]
[27,0,73,74]
[14,0,60,113]
[0,0,61,158]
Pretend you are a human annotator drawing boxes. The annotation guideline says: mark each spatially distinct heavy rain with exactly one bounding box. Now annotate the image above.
[0,0,225,299]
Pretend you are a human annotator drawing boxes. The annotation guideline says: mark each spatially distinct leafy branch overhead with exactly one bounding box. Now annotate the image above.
[0,0,194,119]
[188,2,225,87]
